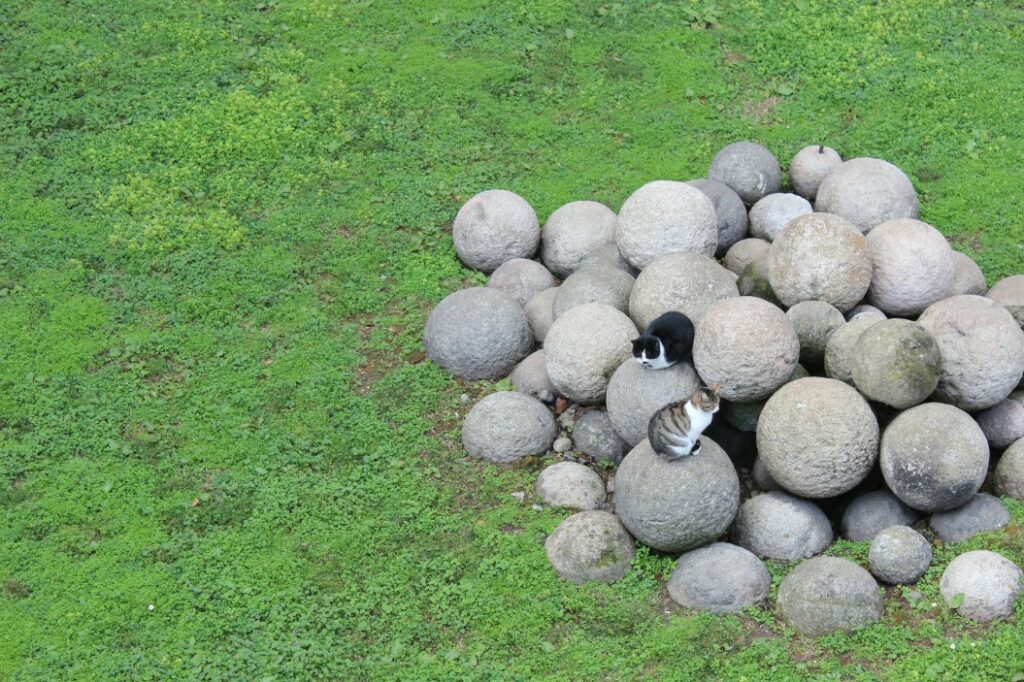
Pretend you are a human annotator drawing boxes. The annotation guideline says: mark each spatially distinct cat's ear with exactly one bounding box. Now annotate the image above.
[631,338,643,354]
[709,383,721,395]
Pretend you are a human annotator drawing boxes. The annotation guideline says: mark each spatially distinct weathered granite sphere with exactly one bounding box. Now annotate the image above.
[940,551,1024,622]
[751,457,781,491]
[552,263,634,319]
[975,399,1024,449]
[615,437,740,553]
[786,300,846,370]
[952,252,988,296]
[814,157,919,234]
[767,212,872,312]
[778,557,884,636]
[868,526,932,585]
[510,350,557,403]
[573,408,628,464]
[880,402,989,512]
[928,494,1009,543]
[708,141,782,205]
[615,180,718,270]
[606,359,701,447]
[581,243,635,276]
[486,258,556,308]
[748,193,813,242]
[758,377,879,498]
[686,178,749,256]
[736,258,782,306]
[423,287,533,380]
[732,491,833,560]
[721,365,809,433]
[918,295,1024,411]
[723,238,771,276]
[995,439,1024,499]
[545,303,637,404]
[667,543,771,614]
[628,252,739,329]
[535,462,606,510]
[462,392,557,463]
[453,189,540,273]
[850,319,942,409]
[841,490,920,541]
[789,145,843,201]
[986,274,1024,328]
[541,200,618,278]
[524,286,557,344]
[545,511,636,584]
[845,303,886,322]
[865,219,956,317]
[824,317,880,385]
[693,297,799,402]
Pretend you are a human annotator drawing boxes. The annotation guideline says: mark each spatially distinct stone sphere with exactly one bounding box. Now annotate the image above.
[952,252,987,296]
[975,399,1024,449]
[824,317,880,385]
[995,439,1024,499]
[880,402,989,512]
[462,392,557,464]
[628,252,739,329]
[686,178,749,255]
[544,303,636,404]
[786,300,846,370]
[707,141,782,205]
[758,377,879,498]
[751,457,781,491]
[814,157,919,234]
[486,258,556,308]
[606,359,701,447]
[535,462,606,511]
[524,287,557,344]
[615,438,740,553]
[845,303,886,322]
[987,274,1024,328]
[748,193,813,242]
[667,543,770,614]
[790,145,843,201]
[928,494,1009,543]
[545,511,636,584]
[552,263,634,319]
[453,189,540,273]
[723,238,771,276]
[693,297,800,402]
[865,219,956,317]
[581,242,636,276]
[940,550,1024,622]
[868,526,932,585]
[840,490,919,541]
[736,258,782,306]
[918,295,1024,411]
[850,319,942,409]
[615,180,718,270]
[510,350,557,403]
[541,200,618,278]
[732,491,833,560]
[573,408,628,464]
[423,287,533,380]
[778,556,884,636]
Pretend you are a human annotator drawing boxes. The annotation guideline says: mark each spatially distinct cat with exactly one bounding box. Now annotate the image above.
[631,311,695,370]
[647,384,721,460]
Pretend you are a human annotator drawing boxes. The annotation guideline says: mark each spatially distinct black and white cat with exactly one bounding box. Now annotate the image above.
[631,311,695,370]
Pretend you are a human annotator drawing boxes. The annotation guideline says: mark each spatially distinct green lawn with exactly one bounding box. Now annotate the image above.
[3,0,1024,679]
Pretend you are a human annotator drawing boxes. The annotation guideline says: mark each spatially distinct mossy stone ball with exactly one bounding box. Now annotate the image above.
[545,511,636,584]
[786,300,846,371]
[850,319,942,409]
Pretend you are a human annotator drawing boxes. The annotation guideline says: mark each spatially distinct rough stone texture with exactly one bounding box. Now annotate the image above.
[995,439,1024,499]
[628,252,739,329]
[573,408,628,464]
[929,494,1010,543]
[486,258,557,308]
[615,180,718,270]
[940,550,1024,622]
[732,491,833,560]
[605,359,701,447]
[736,258,782,306]
[790,145,843,201]
[552,263,634,319]
[986,274,1024,328]
[545,511,636,584]
[778,556,884,636]
[541,200,618,278]
[552,437,572,453]
[749,193,813,242]
[840,490,920,541]
[866,219,956,317]
[615,438,740,553]
[918,295,1024,411]
[767,212,872,312]
[868,526,932,585]
[880,402,989,512]
[535,462,606,510]
[462,392,557,463]
[721,366,808,433]
[751,457,781,491]
[693,297,800,402]
[523,287,557,345]
[846,304,886,322]
[667,543,771,614]
[850,319,942,409]
[707,141,782,205]
[814,157,920,234]
[723,238,771,276]
[786,300,846,370]
[423,287,533,380]
[975,399,1024,449]
[453,189,540,273]
[952,252,988,296]
[824,318,880,385]
[758,377,879,498]
[581,243,635,276]
[544,303,637,405]
[686,178,749,256]
[510,350,557,403]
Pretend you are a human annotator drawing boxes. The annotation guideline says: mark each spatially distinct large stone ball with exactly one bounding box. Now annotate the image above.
[524,287,557,344]
[615,437,740,553]
[693,297,800,402]
[846,303,886,322]
[840,490,920,541]
[732,491,833,560]
[423,287,533,380]
[917,295,1024,411]
[786,300,846,371]
[462,392,557,463]
[628,252,739,329]
[766,212,872,312]
[606,359,701,447]
[928,494,1009,543]
[777,557,884,636]
[486,258,556,308]
[850,319,942,409]
[581,242,636,276]
[573,408,628,464]
[952,252,988,296]
[974,399,1024,449]
[748,193,813,242]
[686,178,749,255]
[814,157,919,234]
[995,438,1024,499]
[510,350,557,403]
[758,377,879,498]
[736,258,782,306]
[615,180,718,270]
[540,200,618,278]
[545,511,636,584]
[667,543,770,614]
[865,219,956,317]
[789,145,843,201]
[723,238,771,276]
[552,263,634,319]
[707,141,782,205]
[544,303,637,404]
[880,402,989,512]
[453,189,540,273]
[824,317,880,385]
[535,462,606,511]
[868,525,932,585]
[940,551,1024,622]
[986,274,1024,328]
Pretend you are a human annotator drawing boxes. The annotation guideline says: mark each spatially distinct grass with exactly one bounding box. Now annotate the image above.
[2,0,1024,679]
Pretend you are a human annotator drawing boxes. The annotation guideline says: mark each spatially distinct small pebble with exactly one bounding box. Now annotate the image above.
[553,437,572,453]
[531,503,543,512]
[460,393,469,403]
[907,590,924,602]
[511,491,526,503]
[606,476,616,494]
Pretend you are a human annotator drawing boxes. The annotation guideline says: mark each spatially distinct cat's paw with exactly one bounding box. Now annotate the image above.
[689,442,702,456]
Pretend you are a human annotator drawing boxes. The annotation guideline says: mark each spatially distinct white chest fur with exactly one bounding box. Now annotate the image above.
[684,401,713,438]
[639,339,675,369]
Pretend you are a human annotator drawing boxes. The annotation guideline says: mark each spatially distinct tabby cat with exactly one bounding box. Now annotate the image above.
[647,385,721,460]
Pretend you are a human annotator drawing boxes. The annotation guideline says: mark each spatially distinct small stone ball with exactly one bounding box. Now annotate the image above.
[865,219,956,317]
[552,263,634,319]
[510,350,557,403]
[824,318,880,385]
[606,359,701,447]
[462,392,557,464]
[880,402,989,512]
[541,200,618,278]
[789,145,843,201]
[545,511,636,584]
[975,399,1024,449]
[535,462,606,510]
[786,300,846,370]
[986,274,1024,328]
[868,526,932,585]
[544,303,637,404]
[995,439,1024,499]
[778,556,884,636]
[748,193,813,242]
[721,365,808,433]
[423,287,533,380]
[453,189,540,273]
[767,212,873,312]
[952,252,988,296]
[707,141,782,205]
[667,543,770,614]
[850,319,942,409]
[751,457,781,491]
[524,287,557,344]
[928,494,1009,543]
[581,242,636,276]
[841,490,920,541]
[845,304,887,322]
[628,252,739,329]
[486,258,556,308]
[940,550,1024,622]
[686,178,749,255]
[573,408,628,464]
[615,180,718,270]
[723,238,771,276]
[732,491,833,560]
[736,258,782,306]
[814,158,919,234]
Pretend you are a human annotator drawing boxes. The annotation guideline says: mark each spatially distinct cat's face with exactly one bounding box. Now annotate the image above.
[632,335,669,369]
[692,384,721,413]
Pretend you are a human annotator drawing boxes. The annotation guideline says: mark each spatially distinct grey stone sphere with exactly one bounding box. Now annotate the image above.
[541,200,618,278]
[814,157,920,234]
[995,438,1024,499]
[453,189,540,273]
[918,295,1024,411]
[928,494,1009,543]
[732,491,833,560]
[748,193,813,242]
[552,263,634,319]
[789,145,843,201]
[686,178,749,256]
[721,365,809,433]
[581,242,636,276]
[880,402,989,512]
[850,319,942,409]
[751,457,781,491]
[841,490,920,541]
[545,511,636,584]
[544,303,637,404]
[940,550,1024,622]
[667,543,771,614]
[865,219,956,317]
[868,526,932,585]
[845,303,886,322]
[535,462,606,511]
[778,556,884,636]
[786,300,846,370]
[628,252,739,329]
[573,408,628,464]
[524,286,557,344]
[723,238,771,276]
[975,399,1024,449]
[510,350,557,403]
[736,257,782,307]
[615,437,740,553]
[606,359,701,447]
[693,297,800,402]
[423,287,533,380]
[767,212,872,312]
[758,377,879,498]
[824,317,880,385]
[952,252,988,296]
[986,274,1024,328]
[707,141,782,205]
[615,180,718,270]
[486,258,556,308]
[462,392,557,464]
